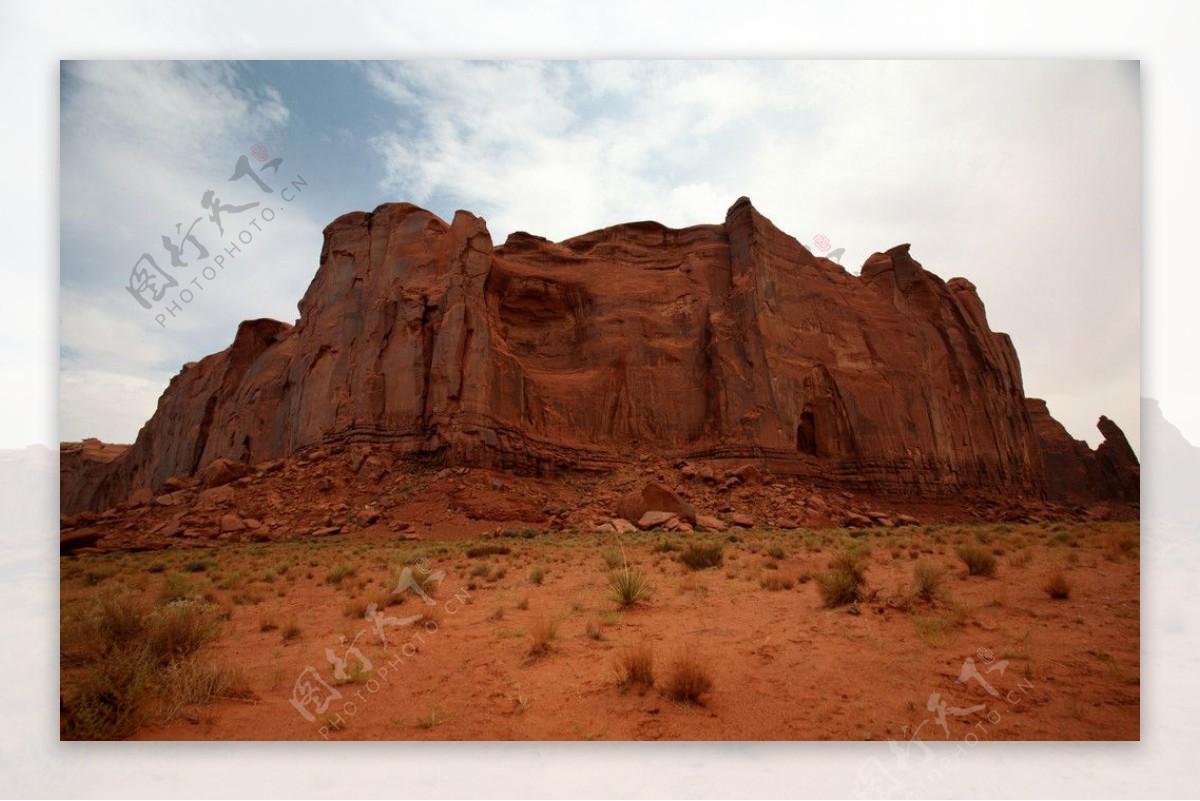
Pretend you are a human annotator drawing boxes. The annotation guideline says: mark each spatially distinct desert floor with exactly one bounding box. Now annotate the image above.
[60,520,1139,741]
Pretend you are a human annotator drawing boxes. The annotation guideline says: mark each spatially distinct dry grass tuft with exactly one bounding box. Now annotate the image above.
[615,642,655,691]
[912,559,944,602]
[527,616,560,658]
[1043,569,1072,600]
[955,544,997,577]
[680,542,724,571]
[664,649,713,705]
[760,573,795,591]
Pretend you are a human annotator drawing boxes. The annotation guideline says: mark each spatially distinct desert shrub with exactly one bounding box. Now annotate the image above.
[60,595,230,740]
[145,601,221,665]
[157,573,198,605]
[608,568,651,607]
[912,559,944,602]
[679,542,724,570]
[760,573,795,591]
[816,546,869,607]
[652,540,679,554]
[160,657,243,718]
[466,543,511,558]
[829,544,871,580]
[183,559,214,573]
[816,569,861,607]
[62,645,155,740]
[82,564,119,586]
[527,616,559,657]
[955,544,997,577]
[1043,570,1072,600]
[326,563,358,585]
[528,565,548,585]
[1008,550,1033,568]
[615,642,654,690]
[664,649,713,704]
[281,621,302,642]
[767,545,786,560]
[601,546,624,569]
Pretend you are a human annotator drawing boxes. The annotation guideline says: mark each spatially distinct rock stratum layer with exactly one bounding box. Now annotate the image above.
[62,198,1138,514]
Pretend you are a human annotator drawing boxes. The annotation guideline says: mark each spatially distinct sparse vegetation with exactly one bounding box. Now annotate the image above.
[466,543,511,558]
[615,643,655,691]
[1043,569,1072,600]
[601,546,624,569]
[1008,550,1033,568]
[59,516,1138,740]
[760,573,795,591]
[816,545,869,607]
[664,649,713,705]
[679,542,724,570]
[527,616,559,658]
[912,559,944,602]
[608,567,651,607]
[955,544,997,577]
[326,563,358,585]
[60,592,231,740]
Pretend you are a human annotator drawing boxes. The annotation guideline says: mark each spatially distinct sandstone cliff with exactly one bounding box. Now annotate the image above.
[62,198,1135,514]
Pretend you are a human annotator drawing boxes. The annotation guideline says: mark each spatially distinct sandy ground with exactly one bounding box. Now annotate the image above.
[60,520,1139,741]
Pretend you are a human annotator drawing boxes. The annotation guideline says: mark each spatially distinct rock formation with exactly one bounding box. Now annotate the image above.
[61,198,1138,514]
[1024,399,1140,503]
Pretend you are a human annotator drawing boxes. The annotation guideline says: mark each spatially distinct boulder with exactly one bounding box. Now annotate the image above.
[199,458,250,489]
[219,513,246,533]
[636,511,679,530]
[694,514,727,532]
[616,481,697,524]
[610,518,638,534]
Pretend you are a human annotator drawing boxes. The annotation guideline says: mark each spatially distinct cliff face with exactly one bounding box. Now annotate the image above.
[64,198,1132,513]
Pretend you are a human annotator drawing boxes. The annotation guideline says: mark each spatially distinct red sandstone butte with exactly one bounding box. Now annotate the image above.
[60,198,1138,514]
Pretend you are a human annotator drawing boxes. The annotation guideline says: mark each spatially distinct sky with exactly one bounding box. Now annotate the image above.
[58,60,1141,452]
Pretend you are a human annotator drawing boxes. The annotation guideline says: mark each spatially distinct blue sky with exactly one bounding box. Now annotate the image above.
[58,60,1141,451]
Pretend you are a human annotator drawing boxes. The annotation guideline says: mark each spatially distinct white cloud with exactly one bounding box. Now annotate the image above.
[60,61,324,444]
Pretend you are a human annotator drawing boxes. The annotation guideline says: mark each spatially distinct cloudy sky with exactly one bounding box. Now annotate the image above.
[59,60,1140,452]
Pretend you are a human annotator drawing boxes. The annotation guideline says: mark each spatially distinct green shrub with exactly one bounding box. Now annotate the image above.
[679,542,724,570]
[608,568,651,607]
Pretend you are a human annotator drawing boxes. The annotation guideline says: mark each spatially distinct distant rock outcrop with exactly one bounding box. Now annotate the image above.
[1024,399,1140,503]
[61,198,1137,514]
